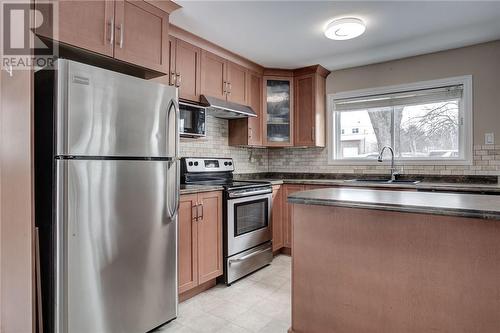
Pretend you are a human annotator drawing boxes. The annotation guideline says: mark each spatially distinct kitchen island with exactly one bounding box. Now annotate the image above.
[287,188,500,333]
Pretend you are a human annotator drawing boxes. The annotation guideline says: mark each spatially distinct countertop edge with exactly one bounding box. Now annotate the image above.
[180,186,224,195]
[288,195,500,220]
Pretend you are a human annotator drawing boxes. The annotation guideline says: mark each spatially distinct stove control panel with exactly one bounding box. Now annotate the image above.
[182,158,234,173]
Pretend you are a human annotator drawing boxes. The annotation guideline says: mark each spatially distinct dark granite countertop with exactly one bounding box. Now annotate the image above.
[288,188,500,220]
[266,179,500,193]
[180,185,224,195]
[236,173,500,194]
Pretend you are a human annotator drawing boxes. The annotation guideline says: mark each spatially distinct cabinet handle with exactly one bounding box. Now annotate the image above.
[192,204,198,222]
[249,127,253,139]
[176,73,181,87]
[227,82,232,93]
[223,81,227,93]
[170,71,176,86]
[198,203,204,221]
[108,17,114,45]
[116,23,124,48]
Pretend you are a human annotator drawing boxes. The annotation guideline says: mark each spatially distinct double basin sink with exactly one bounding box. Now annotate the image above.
[347,179,421,185]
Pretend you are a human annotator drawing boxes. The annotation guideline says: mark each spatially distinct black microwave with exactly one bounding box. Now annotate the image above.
[179,102,206,137]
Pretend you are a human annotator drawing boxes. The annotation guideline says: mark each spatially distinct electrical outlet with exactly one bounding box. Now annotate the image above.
[485,133,495,145]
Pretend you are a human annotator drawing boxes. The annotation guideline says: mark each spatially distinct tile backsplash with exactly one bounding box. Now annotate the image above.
[179,115,268,174]
[267,146,500,176]
[180,115,500,177]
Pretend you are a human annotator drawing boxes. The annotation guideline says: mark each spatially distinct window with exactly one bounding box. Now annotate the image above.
[329,76,472,164]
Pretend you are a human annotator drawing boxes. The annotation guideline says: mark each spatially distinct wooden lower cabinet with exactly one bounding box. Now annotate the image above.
[197,191,223,284]
[178,191,222,296]
[271,185,284,251]
[282,185,306,249]
[178,194,198,293]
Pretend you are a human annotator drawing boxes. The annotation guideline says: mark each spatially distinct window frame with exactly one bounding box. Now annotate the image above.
[327,75,473,166]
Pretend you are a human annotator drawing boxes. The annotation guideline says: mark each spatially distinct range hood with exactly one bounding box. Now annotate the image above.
[200,95,257,119]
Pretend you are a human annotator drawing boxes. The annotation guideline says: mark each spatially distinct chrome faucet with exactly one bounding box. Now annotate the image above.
[378,146,398,181]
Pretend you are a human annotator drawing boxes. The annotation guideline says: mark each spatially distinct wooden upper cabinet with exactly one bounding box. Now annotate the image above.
[39,0,115,57]
[199,51,248,105]
[35,0,177,74]
[228,71,263,146]
[247,71,263,145]
[114,0,169,73]
[226,62,248,105]
[272,185,284,252]
[263,76,294,147]
[200,50,227,100]
[178,194,198,294]
[197,191,223,284]
[294,74,315,147]
[293,65,330,147]
[175,39,202,102]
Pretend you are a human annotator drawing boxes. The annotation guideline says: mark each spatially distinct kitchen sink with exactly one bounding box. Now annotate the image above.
[347,179,421,185]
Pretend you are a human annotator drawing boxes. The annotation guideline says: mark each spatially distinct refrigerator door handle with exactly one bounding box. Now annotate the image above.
[166,98,180,219]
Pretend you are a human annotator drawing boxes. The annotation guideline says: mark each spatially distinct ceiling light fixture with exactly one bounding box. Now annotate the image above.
[324,18,366,40]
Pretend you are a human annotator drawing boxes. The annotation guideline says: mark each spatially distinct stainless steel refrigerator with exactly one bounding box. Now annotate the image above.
[35,59,180,333]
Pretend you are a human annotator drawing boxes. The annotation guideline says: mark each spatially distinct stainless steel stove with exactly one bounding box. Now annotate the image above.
[181,157,273,285]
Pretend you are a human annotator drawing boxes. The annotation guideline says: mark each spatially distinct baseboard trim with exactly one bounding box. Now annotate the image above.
[179,279,217,303]
[280,247,291,256]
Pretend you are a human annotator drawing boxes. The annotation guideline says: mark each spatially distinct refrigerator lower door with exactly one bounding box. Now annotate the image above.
[55,159,177,333]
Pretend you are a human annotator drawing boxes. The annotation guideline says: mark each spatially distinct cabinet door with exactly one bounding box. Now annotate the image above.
[272,186,284,251]
[200,50,227,100]
[114,0,169,73]
[178,194,198,294]
[197,191,223,284]
[46,0,115,57]
[283,185,304,248]
[150,36,176,86]
[263,77,294,147]
[175,39,202,102]
[228,71,263,146]
[227,61,248,105]
[294,74,315,147]
[248,71,263,145]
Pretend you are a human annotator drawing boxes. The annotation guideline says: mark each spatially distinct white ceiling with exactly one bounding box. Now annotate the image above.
[170,1,500,70]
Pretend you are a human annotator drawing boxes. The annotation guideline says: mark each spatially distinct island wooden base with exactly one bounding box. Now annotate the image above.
[291,204,500,333]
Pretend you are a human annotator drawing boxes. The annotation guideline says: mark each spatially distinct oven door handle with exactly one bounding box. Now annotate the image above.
[228,247,271,265]
[228,188,272,198]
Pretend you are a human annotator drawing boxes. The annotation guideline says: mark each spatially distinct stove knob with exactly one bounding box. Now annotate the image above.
[194,161,199,166]
[188,162,193,166]
[228,162,233,166]
[224,162,228,166]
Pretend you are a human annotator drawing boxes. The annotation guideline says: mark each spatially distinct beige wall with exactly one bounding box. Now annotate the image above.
[268,41,500,176]
[327,40,500,144]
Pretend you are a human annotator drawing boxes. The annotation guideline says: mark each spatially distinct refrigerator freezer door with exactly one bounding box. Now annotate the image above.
[56,59,178,158]
[56,159,177,333]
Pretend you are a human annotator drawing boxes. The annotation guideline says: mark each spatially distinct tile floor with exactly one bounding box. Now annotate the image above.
[155,255,291,333]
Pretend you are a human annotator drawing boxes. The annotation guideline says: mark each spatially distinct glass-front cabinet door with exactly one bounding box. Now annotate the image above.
[263,77,293,146]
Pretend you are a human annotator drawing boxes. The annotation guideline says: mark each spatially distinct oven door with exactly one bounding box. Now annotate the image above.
[227,192,272,257]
